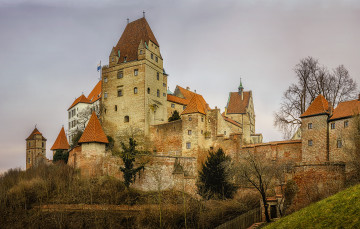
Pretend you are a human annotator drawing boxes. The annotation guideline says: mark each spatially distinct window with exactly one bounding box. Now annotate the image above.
[201,130,203,134]
[117,89,123,97]
[115,105,117,111]
[308,123,312,129]
[124,56,127,62]
[337,139,342,148]
[224,131,226,135]
[157,72,159,80]
[201,117,204,122]
[147,88,150,94]
[42,142,44,148]
[140,50,143,54]
[68,122,70,129]
[163,83,166,87]
[117,70,123,79]
[134,87,138,94]
[104,77,108,83]
[155,56,158,62]
[189,116,192,121]
[186,142,191,149]
[104,92,108,98]
[28,142,30,147]
[344,121,349,128]
[151,53,154,59]
[308,140,313,146]
[68,111,71,119]
[331,123,335,129]
[28,158,31,163]
[163,93,166,97]
[157,89,160,97]
[104,108,107,114]
[134,69,138,76]
[111,57,114,62]
[188,130,192,135]
[124,116,129,123]
[171,104,175,108]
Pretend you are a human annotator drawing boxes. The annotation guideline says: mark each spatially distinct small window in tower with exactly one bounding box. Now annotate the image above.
[163,93,166,97]
[147,88,150,94]
[201,130,203,134]
[308,140,313,146]
[224,131,226,135]
[134,69,138,76]
[104,77,108,83]
[111,57,114,62]
[117,70,123,79]
[155,56,158,62]
[188,130,192,135]
[157,89,160,97]
[331,123,335,129]
[151,53,154,59]
[344,120,349,128]
[104,92,108,98]
[134,87,138,94]
[189,116,192,121]
[124,116,129,123]
[140,50,143,55]
[308,123,312,129]
[117,89,123,97]
[157,72,159,80]
[171,104,175,108]
[28,158,31,163]
[124,56,127,62]
[201,117,204,122]
[163,83,166,87]
[337,139,342,148]
[115,105,117,111]
[186,142,191,149]
[42,142,44,148]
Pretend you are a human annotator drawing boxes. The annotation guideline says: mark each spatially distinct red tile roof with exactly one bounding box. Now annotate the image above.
[68,94,91,111]
[87,81,102,103]
[226,91,251,114]
[182,94,207,115]
[221,113,242,128]
[329,99,360,120]
[78,112,109,144]
[177,86,196,100]
[115,17,159,63]
[26,127,46,140]
[167,94,189,105]
[51,127,70,150]
[300,94,331,118]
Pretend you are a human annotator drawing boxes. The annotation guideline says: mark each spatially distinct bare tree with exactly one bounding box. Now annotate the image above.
[236,151,281,222]
[274,57,357,139]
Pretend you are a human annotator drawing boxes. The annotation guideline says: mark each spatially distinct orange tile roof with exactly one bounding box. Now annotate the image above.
[182,94,207,115]
[221,113,242,128]
[51,127,70,150]
[68,94,91,111]
[226,91,250,114]
[300,94,330,118]
[329,99,360,120]
[167,94,189,105]
[177,86,196,100]
[87,81,102,103]
[26,127,46,140]
[115,17,159,63]
[78,112,109,144]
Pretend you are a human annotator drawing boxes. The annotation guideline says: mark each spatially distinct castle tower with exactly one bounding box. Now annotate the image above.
[101,17,167,149]
[26,127,47,169]
[51,126,70,156]
[300,94,331,162]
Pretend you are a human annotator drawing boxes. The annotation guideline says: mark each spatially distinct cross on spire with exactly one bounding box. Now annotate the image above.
[143,11,145,18]
[127,18,129,24]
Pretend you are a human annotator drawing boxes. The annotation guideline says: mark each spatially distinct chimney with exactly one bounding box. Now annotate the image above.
[194,90,196,93]
[328,102,333,116]
[186,86,190,90]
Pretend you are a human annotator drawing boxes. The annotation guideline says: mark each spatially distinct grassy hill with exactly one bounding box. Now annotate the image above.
[264,184,360,229]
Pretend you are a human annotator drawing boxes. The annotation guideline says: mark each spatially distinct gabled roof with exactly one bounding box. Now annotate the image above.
[226,91,251,114]
[26,127,46,141]
[300,94,330,118]
[78,112,109,144]
[182,94,207,115]
[329,99,360,121]
[221,113,242,128]
[167,94,189,105]
[114,17,159,63]
[176,86,196,100]
[51,127,70,150]
[87,81,102,103]
[68,94,91,111]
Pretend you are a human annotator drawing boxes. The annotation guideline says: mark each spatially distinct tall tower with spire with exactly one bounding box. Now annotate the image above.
[25,127,47,169]
[101,17,168,149]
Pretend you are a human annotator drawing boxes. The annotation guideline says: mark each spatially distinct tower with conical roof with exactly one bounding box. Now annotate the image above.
[51,126,70,156]
[101,16,168,148]
[26,127,47,169]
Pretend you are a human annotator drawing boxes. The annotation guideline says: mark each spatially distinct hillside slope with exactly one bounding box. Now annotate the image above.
[264,184,360,229]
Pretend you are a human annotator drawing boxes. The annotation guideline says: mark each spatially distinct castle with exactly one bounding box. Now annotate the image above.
[26,17,360,210]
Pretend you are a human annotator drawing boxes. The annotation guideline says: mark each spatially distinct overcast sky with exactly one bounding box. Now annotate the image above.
[0,0,359,174]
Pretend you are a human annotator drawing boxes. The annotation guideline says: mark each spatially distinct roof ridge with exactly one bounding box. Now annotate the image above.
[300,94,330,118]
[51,127,70,150]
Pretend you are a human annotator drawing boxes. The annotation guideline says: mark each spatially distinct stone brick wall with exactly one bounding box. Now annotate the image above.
[150,119,183,155]
[301,115,329,162]
[329,117,353,162]
[167,101,185,120]
[26,134,46,170]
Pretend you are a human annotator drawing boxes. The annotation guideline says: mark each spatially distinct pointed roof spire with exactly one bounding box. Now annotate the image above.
[143,10,145,18]
[26,127,46,140]
[238,78,244,94]
[51,127,70,150]
[78,112,109,144]
[300,94,330,118]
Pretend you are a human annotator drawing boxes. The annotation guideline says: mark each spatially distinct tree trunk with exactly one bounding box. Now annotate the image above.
[262,194,271,222]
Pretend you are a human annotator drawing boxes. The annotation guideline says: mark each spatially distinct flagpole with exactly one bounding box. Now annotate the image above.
[99,60,101,81]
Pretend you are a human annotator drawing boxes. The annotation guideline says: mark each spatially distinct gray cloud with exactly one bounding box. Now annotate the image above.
[0,0,359,173]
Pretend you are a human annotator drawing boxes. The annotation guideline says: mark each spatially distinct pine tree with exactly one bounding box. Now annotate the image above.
[168,110,181,122]
[197,148,237,199]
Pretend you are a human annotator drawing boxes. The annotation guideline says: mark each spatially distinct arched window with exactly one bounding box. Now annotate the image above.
[124,116,129,123]
[134,87,138,94]
[157,89,160,97]
[147,88,150,94]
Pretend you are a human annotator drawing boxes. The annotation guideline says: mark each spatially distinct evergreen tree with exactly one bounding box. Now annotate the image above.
[53,150,69,163]
[197,148,237,199]
[168,110,181,122]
